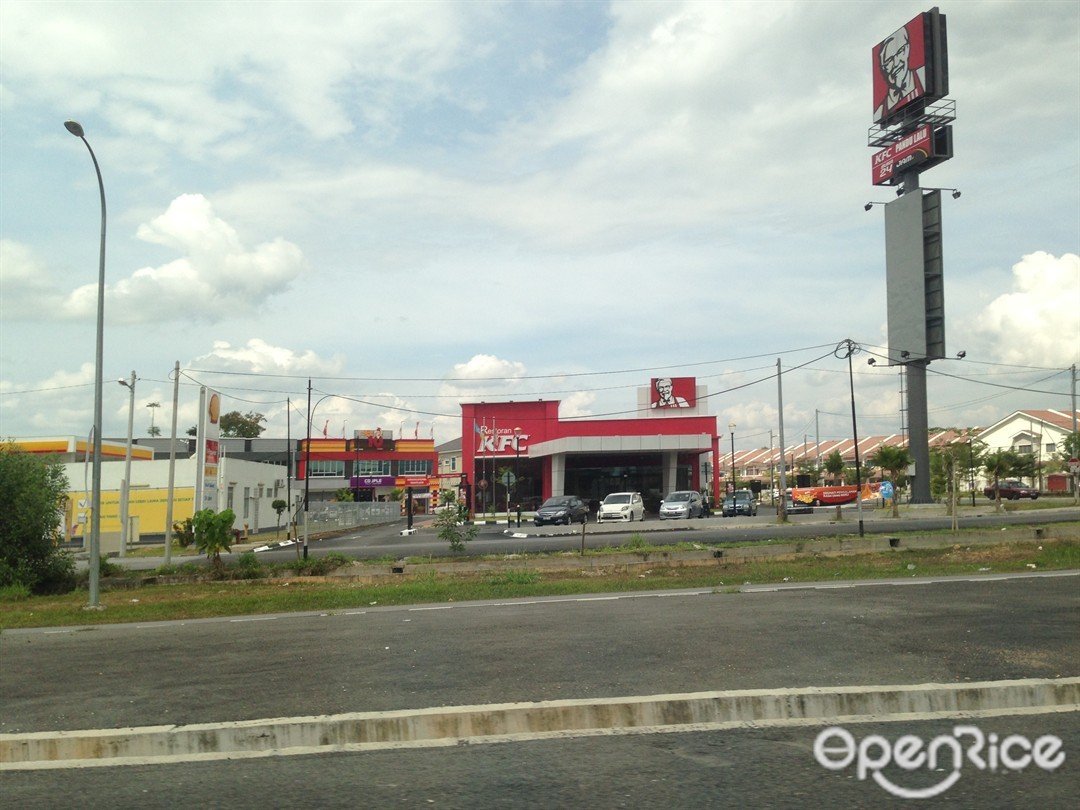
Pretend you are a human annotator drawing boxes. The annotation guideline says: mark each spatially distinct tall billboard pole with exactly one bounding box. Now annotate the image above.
[868,7,954,503]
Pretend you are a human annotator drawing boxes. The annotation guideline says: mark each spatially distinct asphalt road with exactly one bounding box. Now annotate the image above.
[2,574,1077,807]
[3,715,1075,808]
[98,505,1080,570]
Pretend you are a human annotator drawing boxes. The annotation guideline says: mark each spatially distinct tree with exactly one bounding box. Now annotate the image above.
[192,508,235,570]
[0,445,76,593]
[1062,431,1080,460]
[824,450,846,485]
[334,488,354,502]
[219,410,267,438]
[272,499,288,538]
[435,503,477,552]
[186,425,197,437]
[820,451,847,519]
[868,445,911,518]
[983,449,1021,513]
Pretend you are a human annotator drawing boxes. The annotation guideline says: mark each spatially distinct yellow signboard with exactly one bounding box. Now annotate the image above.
[66,487,195,539]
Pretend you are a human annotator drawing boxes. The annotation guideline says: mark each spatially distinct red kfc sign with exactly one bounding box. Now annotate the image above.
[650,377,696,409]
[872,9,948,127]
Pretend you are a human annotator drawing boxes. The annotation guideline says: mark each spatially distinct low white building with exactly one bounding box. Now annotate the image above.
[975,409,1079,490]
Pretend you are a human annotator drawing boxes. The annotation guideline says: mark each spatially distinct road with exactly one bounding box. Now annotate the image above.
[2,574,1077,807]
[98,504,1080,571]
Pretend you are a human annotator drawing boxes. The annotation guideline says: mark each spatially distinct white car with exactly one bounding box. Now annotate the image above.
[597,491,645,523]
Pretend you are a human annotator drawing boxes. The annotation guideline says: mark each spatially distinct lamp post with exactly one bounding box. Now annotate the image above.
[728,422,737,495]
[65,120,106,610]
[836,339,865,537]
[117,371,137,558]
[513,426,522,527]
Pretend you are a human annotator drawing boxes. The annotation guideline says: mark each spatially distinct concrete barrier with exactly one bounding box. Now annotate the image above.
[3,677,1077,770]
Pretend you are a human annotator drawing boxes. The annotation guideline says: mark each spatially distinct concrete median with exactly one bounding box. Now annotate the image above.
[3,677,1077,770]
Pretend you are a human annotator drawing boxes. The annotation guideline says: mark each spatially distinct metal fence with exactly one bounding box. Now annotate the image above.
[296,501,401,534]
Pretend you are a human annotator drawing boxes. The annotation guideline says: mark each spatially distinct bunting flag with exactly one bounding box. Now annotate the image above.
[414,421,419,439]
[322,419,329,438]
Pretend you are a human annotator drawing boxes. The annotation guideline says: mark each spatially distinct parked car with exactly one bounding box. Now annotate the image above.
[533,496,589,526]
[597,491,645,523]
[658,490,704,520]
[983,480,1039,500]
[722,489,758,517]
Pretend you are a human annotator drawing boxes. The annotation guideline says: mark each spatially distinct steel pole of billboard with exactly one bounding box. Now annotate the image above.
[65,121,106,610]
[896,172,934,504]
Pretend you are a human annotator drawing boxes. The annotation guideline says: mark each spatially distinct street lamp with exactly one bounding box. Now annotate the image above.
[117,371,137,558]
[65,120,106,610]
[728,422,737,494]
[513,426,522,527]
[835,339,865,537]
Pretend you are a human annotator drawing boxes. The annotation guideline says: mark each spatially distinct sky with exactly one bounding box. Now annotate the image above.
[1,0,1078,454]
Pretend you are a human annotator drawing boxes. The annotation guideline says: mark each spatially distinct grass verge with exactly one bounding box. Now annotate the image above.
[2,538,1075,630]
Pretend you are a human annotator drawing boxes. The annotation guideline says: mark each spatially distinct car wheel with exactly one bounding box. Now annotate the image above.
[1031,493,1039,500]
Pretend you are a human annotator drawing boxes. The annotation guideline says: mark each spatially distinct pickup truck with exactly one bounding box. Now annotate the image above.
[983,480,1039,500]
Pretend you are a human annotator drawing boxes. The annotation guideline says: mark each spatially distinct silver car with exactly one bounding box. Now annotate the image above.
[658,490,704,520]
[597,491,645,523]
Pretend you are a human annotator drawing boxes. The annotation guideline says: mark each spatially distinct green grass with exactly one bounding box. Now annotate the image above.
[2,538,1075,631]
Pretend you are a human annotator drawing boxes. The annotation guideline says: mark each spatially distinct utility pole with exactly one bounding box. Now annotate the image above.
[776,359,788,522]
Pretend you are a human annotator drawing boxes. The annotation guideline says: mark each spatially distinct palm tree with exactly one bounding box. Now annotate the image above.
[868,445,911,518]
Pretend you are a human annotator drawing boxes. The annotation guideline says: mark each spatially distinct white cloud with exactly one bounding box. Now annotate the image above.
[974,252,1080,367]
[0,239,59,314]
[56,195,307,324]
[189,339,344,378]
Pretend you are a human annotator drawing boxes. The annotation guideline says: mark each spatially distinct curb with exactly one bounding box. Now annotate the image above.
[3,677,1077,770]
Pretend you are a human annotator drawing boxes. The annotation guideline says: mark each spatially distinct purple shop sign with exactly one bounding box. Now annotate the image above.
[351,476,394,487]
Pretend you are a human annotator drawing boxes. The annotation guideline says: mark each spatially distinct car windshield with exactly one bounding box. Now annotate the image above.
[735,493,751,502]
[667,492,692,502]
[542,497,573,508]
[604,494,631,505]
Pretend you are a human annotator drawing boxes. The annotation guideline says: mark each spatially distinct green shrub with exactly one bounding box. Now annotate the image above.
[235,551,264,580]
[172,517,195,548]
[192,508,235,569]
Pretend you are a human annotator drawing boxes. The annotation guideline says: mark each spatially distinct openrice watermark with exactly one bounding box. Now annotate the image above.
[813,725,1065,799]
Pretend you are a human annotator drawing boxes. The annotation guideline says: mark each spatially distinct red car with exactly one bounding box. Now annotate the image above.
[983,480,1039,500]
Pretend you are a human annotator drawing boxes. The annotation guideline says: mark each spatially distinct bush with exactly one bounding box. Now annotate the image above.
[172,517,195,548]
[235,551,263,580]
[0,445,71,593]
[288,552,352,576]
[192,508,236,569]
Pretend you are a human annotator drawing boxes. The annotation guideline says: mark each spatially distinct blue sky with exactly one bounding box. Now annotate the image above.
[1,1,1077,450]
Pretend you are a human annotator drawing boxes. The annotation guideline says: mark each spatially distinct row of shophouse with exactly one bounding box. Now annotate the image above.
[9,392,1078,544]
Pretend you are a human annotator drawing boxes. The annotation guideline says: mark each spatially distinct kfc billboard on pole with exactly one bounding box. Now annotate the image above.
[871,124,953,185]
[872,8,948,126]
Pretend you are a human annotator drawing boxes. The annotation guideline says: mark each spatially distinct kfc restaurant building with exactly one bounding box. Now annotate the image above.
[461,378,721,513]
